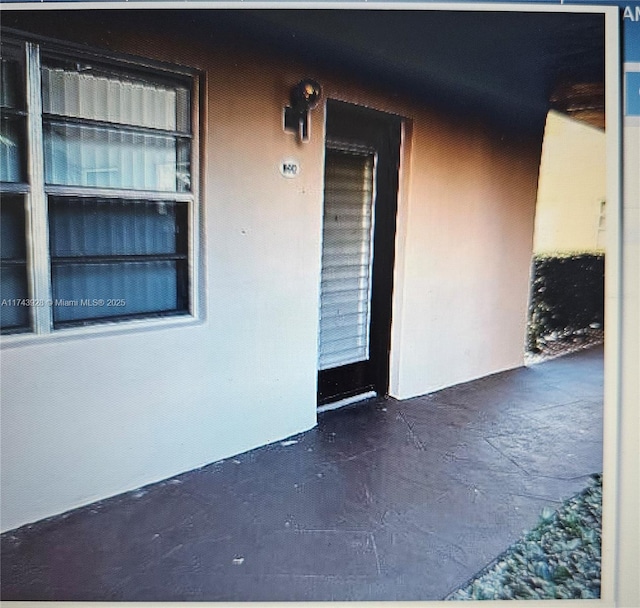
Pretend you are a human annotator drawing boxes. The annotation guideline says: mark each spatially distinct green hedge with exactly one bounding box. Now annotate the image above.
[527,254,604,353]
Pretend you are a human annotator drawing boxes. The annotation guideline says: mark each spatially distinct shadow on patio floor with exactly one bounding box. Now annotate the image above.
[0,345,604,601]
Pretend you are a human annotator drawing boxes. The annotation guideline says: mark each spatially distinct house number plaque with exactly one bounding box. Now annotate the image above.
[280,159,301,178]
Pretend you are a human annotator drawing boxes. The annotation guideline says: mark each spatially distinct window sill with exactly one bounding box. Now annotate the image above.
[0,313,202,349]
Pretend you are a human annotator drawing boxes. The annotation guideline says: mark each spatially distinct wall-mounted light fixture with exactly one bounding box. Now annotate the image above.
[283,79,322,143]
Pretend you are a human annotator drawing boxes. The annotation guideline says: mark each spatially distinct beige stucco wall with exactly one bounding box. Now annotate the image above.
[534,110,607,255]
[392,119,541,397]
[0,14,544,531]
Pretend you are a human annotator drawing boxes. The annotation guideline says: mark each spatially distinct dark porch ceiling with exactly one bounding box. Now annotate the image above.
[4,8,606,131]
[214,9,606,131]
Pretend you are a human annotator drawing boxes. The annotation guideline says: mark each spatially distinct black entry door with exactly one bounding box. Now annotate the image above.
[317,100,402,405]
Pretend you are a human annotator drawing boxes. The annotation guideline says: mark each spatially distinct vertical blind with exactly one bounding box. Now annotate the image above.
[0,37,195,334]
[0,118,23,183]
[318,148,376,371]
[0,196,30,331]
[43,124,184,191]
[1,49,29,332]
[40,61,191,327]
[1,56,25,183]
[41,66,190,192]
[48,198,188,324]
[41,67,189,131]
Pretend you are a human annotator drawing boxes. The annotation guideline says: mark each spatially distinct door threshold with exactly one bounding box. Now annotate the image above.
[317,391,377,413]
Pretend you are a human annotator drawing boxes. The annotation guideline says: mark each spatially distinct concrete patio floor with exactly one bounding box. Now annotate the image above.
[0,346,604,601]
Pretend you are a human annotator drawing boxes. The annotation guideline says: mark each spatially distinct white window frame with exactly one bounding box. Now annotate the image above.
[1,30,201,343]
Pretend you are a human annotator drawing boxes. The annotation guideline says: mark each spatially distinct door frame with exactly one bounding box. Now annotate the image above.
[317,99,402,406]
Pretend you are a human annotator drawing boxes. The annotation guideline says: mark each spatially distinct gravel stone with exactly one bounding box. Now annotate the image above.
[445,474,602,601]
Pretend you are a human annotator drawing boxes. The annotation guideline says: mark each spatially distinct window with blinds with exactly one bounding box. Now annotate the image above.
[1,43,30,333]
[41,63,191,192]
[0,195,30,332]
[318,147,376,370]
[0,34,197,335]
[0,49,26,184]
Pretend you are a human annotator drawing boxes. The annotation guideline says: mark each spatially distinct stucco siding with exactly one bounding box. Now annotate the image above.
[392,120,542,398]
[1,18,544,531]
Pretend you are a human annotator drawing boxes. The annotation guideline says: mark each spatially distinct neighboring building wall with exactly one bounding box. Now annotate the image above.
[0,18,545,531]
[534,110,607,254]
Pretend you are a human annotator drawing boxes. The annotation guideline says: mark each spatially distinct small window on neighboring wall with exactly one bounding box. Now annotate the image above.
[0,33,198,335]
